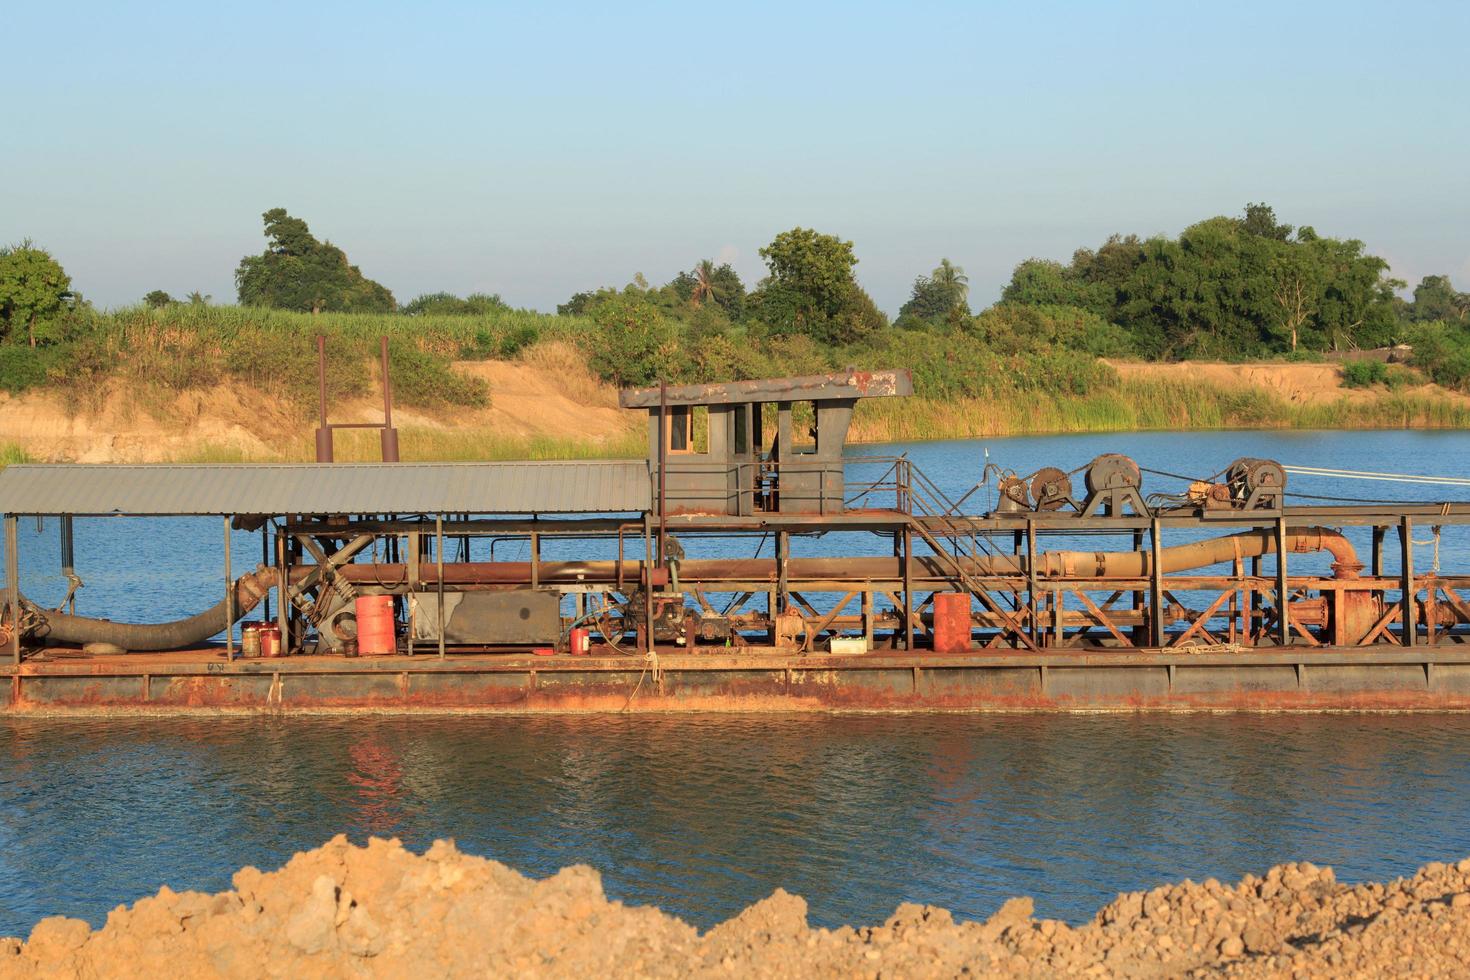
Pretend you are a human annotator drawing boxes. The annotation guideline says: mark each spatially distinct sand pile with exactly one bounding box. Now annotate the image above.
[4,836,1470,977]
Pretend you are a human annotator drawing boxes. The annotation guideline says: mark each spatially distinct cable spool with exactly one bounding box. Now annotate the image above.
[1226,457,1286,500]
[1085,454,1142,495]
[1029,467,1073,511]
[997,475,1031,512]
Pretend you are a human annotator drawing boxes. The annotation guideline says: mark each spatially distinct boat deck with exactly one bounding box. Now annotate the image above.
[8,644,1470,714]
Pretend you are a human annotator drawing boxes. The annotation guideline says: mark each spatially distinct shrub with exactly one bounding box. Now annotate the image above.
[1341,360,1388,388]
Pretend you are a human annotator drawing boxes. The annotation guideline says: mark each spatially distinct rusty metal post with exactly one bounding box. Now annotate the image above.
[261,526,271,625]
[315,336,333,463]
[901,526,913,651]
[1401,515,1416,647]
[1131,529,1145,645]
[406,531,419,657]
[224,516,234,661]
[60,516,75,613]
[1371,525,1385,578]
[657,381,668,568]
[379,337,400,462]
[1149,518,1164,647]
[275,525,290,654]
[777,530,790,617]
[1276,516,1289,646]
[1026,518,1038,647]
[6,514,18,665]
[436,514,446,660]
[642,512,654,654]
[530,531,540,589]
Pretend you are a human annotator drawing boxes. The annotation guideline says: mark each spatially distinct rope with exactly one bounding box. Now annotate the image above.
[622,650,660,711]
[1284,464,1470,488]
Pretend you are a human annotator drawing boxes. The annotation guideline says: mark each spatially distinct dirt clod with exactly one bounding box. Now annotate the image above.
[5,837,1470,977]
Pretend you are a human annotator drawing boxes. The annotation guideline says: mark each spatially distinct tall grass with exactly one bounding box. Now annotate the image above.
[0,442,30,469]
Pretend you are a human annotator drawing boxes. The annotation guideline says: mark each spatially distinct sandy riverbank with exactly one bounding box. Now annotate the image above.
[4,836,1468,977]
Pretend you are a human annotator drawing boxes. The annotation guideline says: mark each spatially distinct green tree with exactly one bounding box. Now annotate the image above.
[1409,275,1470,323]
[898,259,971,325]
[587,294,683,387]
[235,208,395,313]
[402,292,508,316]
[674,260,746,320]
[750,228,884,344]
[143,290,174,308]
[0,242,73,347]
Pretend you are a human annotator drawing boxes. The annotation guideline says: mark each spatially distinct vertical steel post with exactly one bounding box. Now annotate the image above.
[379,336,399,462]
[1371,525,1385,578]
[901,526,913,651]
[224,516,234,661]
[657,381,668,569]
[1275,517,1289,646]
[777,530,790,616]
[261,526,271,625]
[642,512,654,654]
[275,525,290,654]
[1130,528,1145,645]
[1026,518,1039,647]
[6,515,19,665]
[315,336,333,463]
[436,514,446,660]
[1149,518,1164,647]
[407,531,419,657]
[60,515,75,613]
[530,531,540,589]
[1401,515,1416,647]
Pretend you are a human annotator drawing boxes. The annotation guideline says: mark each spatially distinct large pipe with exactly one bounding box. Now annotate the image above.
[1028,527,1361,580]
[25,567,275,652]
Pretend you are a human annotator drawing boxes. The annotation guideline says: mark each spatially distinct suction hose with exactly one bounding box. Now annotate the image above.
[23,565,276,652]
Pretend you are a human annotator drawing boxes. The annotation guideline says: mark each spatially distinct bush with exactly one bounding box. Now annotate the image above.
[1341,359,1388,388]
[0,344,57,393]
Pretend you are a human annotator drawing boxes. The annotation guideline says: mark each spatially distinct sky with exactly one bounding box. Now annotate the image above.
[4,0,1469,315]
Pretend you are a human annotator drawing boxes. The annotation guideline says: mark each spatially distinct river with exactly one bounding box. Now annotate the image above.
[2,430,1470,936]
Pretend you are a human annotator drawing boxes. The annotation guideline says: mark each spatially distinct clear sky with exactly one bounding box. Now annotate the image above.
[5,0,1468,315]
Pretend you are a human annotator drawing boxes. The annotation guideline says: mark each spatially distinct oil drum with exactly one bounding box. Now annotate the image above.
[355,595,396,656]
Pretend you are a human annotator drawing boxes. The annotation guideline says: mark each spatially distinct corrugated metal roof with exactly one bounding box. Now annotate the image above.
[619,369,913,408]
[0,462,653,516]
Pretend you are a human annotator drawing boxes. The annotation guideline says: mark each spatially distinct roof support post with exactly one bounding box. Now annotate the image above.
[224,516,234,661]
[6,514,18,665]
[1149,518,1165,648]
[1276,516,1289,647]
[1401,515,1416,647]
[436,514,446,660]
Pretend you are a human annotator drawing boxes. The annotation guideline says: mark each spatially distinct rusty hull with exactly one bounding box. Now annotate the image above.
[7,646,1470,715]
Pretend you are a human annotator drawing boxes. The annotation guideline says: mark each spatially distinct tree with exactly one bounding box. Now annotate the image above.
[187,291,211,306]
[898,259,971,325]
[587,294,682,387]
[143,290,174,308]
[1242,202,1293,240]
[1409,275,1470,323]
[0,242,73,347]
[402,292,508,316]
[1269,252,1319,353]
[750,228,884,344]
[235,208,395,313]
[931,258,969,306]
[672,260,746,320]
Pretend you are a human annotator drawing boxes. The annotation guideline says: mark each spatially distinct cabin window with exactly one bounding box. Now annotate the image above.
[666,405,692,453]
[792,402,817,454]
[734,404,749,455]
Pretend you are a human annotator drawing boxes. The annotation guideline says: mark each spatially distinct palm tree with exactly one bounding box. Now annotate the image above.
[931,259,969,304]
[690,259,718,308]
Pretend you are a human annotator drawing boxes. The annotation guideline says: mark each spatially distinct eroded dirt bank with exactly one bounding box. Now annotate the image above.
[4,837,1470,978]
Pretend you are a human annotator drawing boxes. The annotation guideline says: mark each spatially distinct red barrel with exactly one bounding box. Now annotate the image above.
[355,595,397,656]
[931,593,973,653]
[569,627,590,656]
[259,624,283,659]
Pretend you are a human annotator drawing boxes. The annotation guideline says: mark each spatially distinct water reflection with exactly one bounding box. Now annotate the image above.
[2,713,1469,937]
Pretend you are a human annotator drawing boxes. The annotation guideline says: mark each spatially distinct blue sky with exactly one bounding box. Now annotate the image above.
[5,1,1468,314]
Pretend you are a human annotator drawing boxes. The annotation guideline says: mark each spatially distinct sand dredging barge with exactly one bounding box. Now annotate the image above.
[4,369,1470,714]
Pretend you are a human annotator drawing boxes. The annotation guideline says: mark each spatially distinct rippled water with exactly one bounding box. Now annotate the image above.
[3,713,1470,938]
[4,431,1470,938]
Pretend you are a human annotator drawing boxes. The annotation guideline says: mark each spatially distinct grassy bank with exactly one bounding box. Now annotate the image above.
[2,305,1467,465]
[850,380,1470,443]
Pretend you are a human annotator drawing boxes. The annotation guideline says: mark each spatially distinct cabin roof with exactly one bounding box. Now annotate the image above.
[618,369,912,409]
[0,461,653,517]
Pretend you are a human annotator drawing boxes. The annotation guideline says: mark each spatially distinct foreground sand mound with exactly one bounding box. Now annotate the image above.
[4,837,1470,978]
